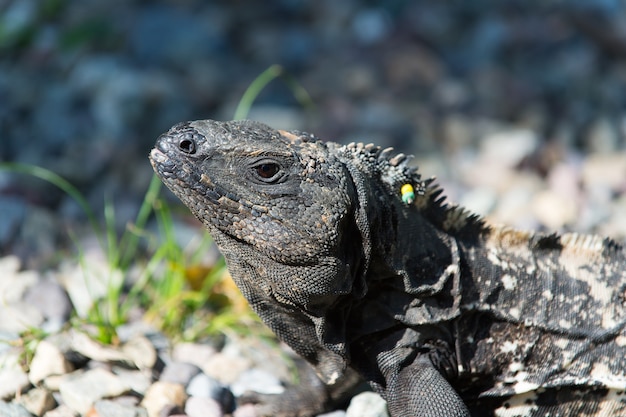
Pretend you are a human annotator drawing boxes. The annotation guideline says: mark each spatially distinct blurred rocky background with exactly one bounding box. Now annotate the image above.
[2,0,626,265]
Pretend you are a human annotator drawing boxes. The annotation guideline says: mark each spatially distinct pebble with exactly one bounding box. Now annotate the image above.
[140,382,187,417]
[186,373,234,412]
[111,368,152,396]
[42,404,77,417]
[201,352,250,385]
[28,340,74,385]
[231,404,257,417]
[23,279,72,333]
[230,368,285,397]
[0,255,38,303]
[0,362,30,400]
[0,402,33,417]
[121,336,158,370]
[184,396,223,417]
[55,254,116,319]
[531,190,578,230]
[58,368,131,415]
[17,387,57,416]
[171,343,216,368]
[159,362,201,386]
[582,153,626,191]
[93,399,148,417]
[345,392,389,417]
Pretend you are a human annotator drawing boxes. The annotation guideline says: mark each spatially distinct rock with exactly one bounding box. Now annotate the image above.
[29,340,74,385]
[140,382,187,417]
[230,368,284,397]
[0,303,43,333]
[0,359,30,400]
[186,374,234,412]
[480,129,539,168]
[0,255,38,303]
[69,331,130,365]
[93,399,148,417]
[531,190,578,230]
[171,343,216,368]
[121,336,158,370]
[184,396,223,417]
[17,387,57,416]
[160,362,201,386]
[112,368,152,396]
[232,404,257,417]
[58,368,130,415]
[582,153,626,191]
[0,401,33,417]
[23,278,72,331]
[201,352,249,385]
[56,252,120,318]
[345,392,389,417]
[42,404,78,417]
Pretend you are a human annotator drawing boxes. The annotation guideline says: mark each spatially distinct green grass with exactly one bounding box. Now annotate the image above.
[0,65,311,346]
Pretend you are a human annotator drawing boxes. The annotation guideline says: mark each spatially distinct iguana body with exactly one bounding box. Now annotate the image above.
[150,119,626,417]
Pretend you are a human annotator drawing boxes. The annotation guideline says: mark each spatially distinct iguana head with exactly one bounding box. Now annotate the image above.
[150,119,367,314]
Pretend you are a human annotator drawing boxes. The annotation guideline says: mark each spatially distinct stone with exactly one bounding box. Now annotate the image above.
[171,343,216,369]
[184,396,223,417]
[140,382,187,417]
[112,368,152,396]
[0,303,43,333]
[17,387,57,416]
[186,373,234,412]
[230,368,284,397]
[43,405,78,417]
[201,352,249,384]
[582,153,626,191]
[58,368,130,415]
[69,331,130,364]
[23,278,72,326]
[232,404,257,417]
[531,190,577,230]
[0,256,38,303]
[121,336,157,370]
[29,340,74,385]
[56,252,120,318]
[0,352,30,400]
[480,129,539,168]
[160,362,201,386]
[345,392,389,417]
[0,401,33,417]
[93,399,148,417]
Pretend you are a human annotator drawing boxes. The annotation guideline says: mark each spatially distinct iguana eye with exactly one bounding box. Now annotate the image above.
[254,162,281,180]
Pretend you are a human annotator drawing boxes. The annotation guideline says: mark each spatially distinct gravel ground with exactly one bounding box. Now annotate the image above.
[1,1,626,416]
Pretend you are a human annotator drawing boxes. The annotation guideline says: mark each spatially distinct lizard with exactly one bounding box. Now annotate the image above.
[150,118,626,417]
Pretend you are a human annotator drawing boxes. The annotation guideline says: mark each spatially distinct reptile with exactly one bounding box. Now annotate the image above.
[150,119,626,417]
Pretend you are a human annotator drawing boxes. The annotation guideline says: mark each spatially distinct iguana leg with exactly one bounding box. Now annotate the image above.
[386,356,470,417]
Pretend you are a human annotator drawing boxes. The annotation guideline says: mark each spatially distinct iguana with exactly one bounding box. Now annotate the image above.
[150,119,626,417]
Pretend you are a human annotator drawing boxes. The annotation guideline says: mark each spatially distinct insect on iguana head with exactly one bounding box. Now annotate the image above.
[150,119,368,315]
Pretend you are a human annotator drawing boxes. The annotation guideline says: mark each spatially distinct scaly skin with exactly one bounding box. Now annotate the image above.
[151,119,626,417]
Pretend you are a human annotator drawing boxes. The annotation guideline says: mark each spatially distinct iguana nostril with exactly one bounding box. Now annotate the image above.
[179,138,196,154]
